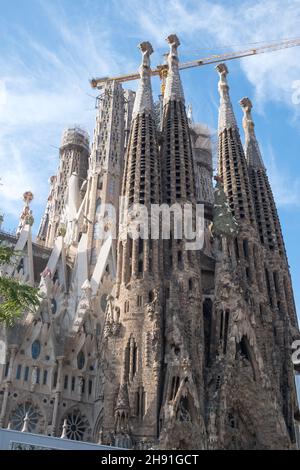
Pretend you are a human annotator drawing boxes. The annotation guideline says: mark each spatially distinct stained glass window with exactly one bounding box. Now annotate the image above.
[10,402,40,433]
[77,351,85,370]
[100,294,108,313]
[31,340,41,359]
[51,298,57,314]
[62,410,89,441]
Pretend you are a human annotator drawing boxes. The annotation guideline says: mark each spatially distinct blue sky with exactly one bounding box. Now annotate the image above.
[0,0,299,312]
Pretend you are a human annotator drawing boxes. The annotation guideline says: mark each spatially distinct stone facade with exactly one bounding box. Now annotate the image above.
[0,34,298,450]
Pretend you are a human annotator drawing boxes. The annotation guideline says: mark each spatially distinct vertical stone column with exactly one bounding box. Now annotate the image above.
[51,356,64,436]
[0,346,17,427]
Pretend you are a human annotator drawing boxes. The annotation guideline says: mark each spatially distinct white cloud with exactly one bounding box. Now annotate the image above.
[0,3,131,225]
[117,0,300,209]
[1,0,300,228]
[119,0,300,108]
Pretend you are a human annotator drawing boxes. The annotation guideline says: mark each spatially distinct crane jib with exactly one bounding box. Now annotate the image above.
[90,37,300,88]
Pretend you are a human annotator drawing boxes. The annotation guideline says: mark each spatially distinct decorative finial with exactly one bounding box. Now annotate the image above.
[216,63,230,97]
[16,191,34,237]
[216,63,229,76]
[21,412,29,432]
[164,33,184,104]
[61,419,68,439]
[132,41,154,118]
[23,191,34,205]
[166,33,181,53]
[240,97,254,133]
[139,41,153,69]
[239,97,265,168]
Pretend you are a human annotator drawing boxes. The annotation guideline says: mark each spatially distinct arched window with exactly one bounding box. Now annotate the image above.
[95,198,101,214]
[16,365,22,380]
[243,239,249,259]
[91,248,97,265]
[31,340,41,359]
[203,298,213,366]
[234,238,240,259]
[124,337,138,382]
[96,323,101,336]
[51,298,57,315]
[138,260,143,274]
[24,366,29,382]
[77,351,85,370]
[93,222,100,240]
[135,386,146,417]
[169,376,180,400]
[100,294,108,312]
[177,251,183,270]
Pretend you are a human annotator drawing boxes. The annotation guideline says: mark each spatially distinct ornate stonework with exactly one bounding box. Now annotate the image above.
[0,37,298,450]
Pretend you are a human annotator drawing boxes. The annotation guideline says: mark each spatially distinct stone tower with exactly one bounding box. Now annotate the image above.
[0,35,298,451]
[37,127,90,248]
[101,41,164,448]
[205,64,299,449]
[240,96,299,443]
[83,80,125,275]
[158,34,206,449]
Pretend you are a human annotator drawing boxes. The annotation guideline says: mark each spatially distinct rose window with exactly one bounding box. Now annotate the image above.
[10,402,41,432]
[63,410,89,441]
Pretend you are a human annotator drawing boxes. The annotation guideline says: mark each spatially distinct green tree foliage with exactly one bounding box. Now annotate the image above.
[0,243,40,324]
[212,177,239,239]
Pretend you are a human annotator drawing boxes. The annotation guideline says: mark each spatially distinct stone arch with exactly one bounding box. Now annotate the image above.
[93,408,104,443]
[175,391,198,424]
[235,335,257,381]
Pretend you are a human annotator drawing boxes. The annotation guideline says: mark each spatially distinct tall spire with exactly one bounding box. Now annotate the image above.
[216,63,255,226]
[132,41,154,119]
[240,97,287,257]
[163,34,185,105]
[240,97,265,169]
[158,34,206,450]
[216,63,237,132]
[102,40,163,446]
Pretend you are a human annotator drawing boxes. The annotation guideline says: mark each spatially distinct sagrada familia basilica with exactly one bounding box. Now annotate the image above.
[0,34,299,449]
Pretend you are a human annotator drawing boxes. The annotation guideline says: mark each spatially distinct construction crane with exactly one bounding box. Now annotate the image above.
[90,37,300,95]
